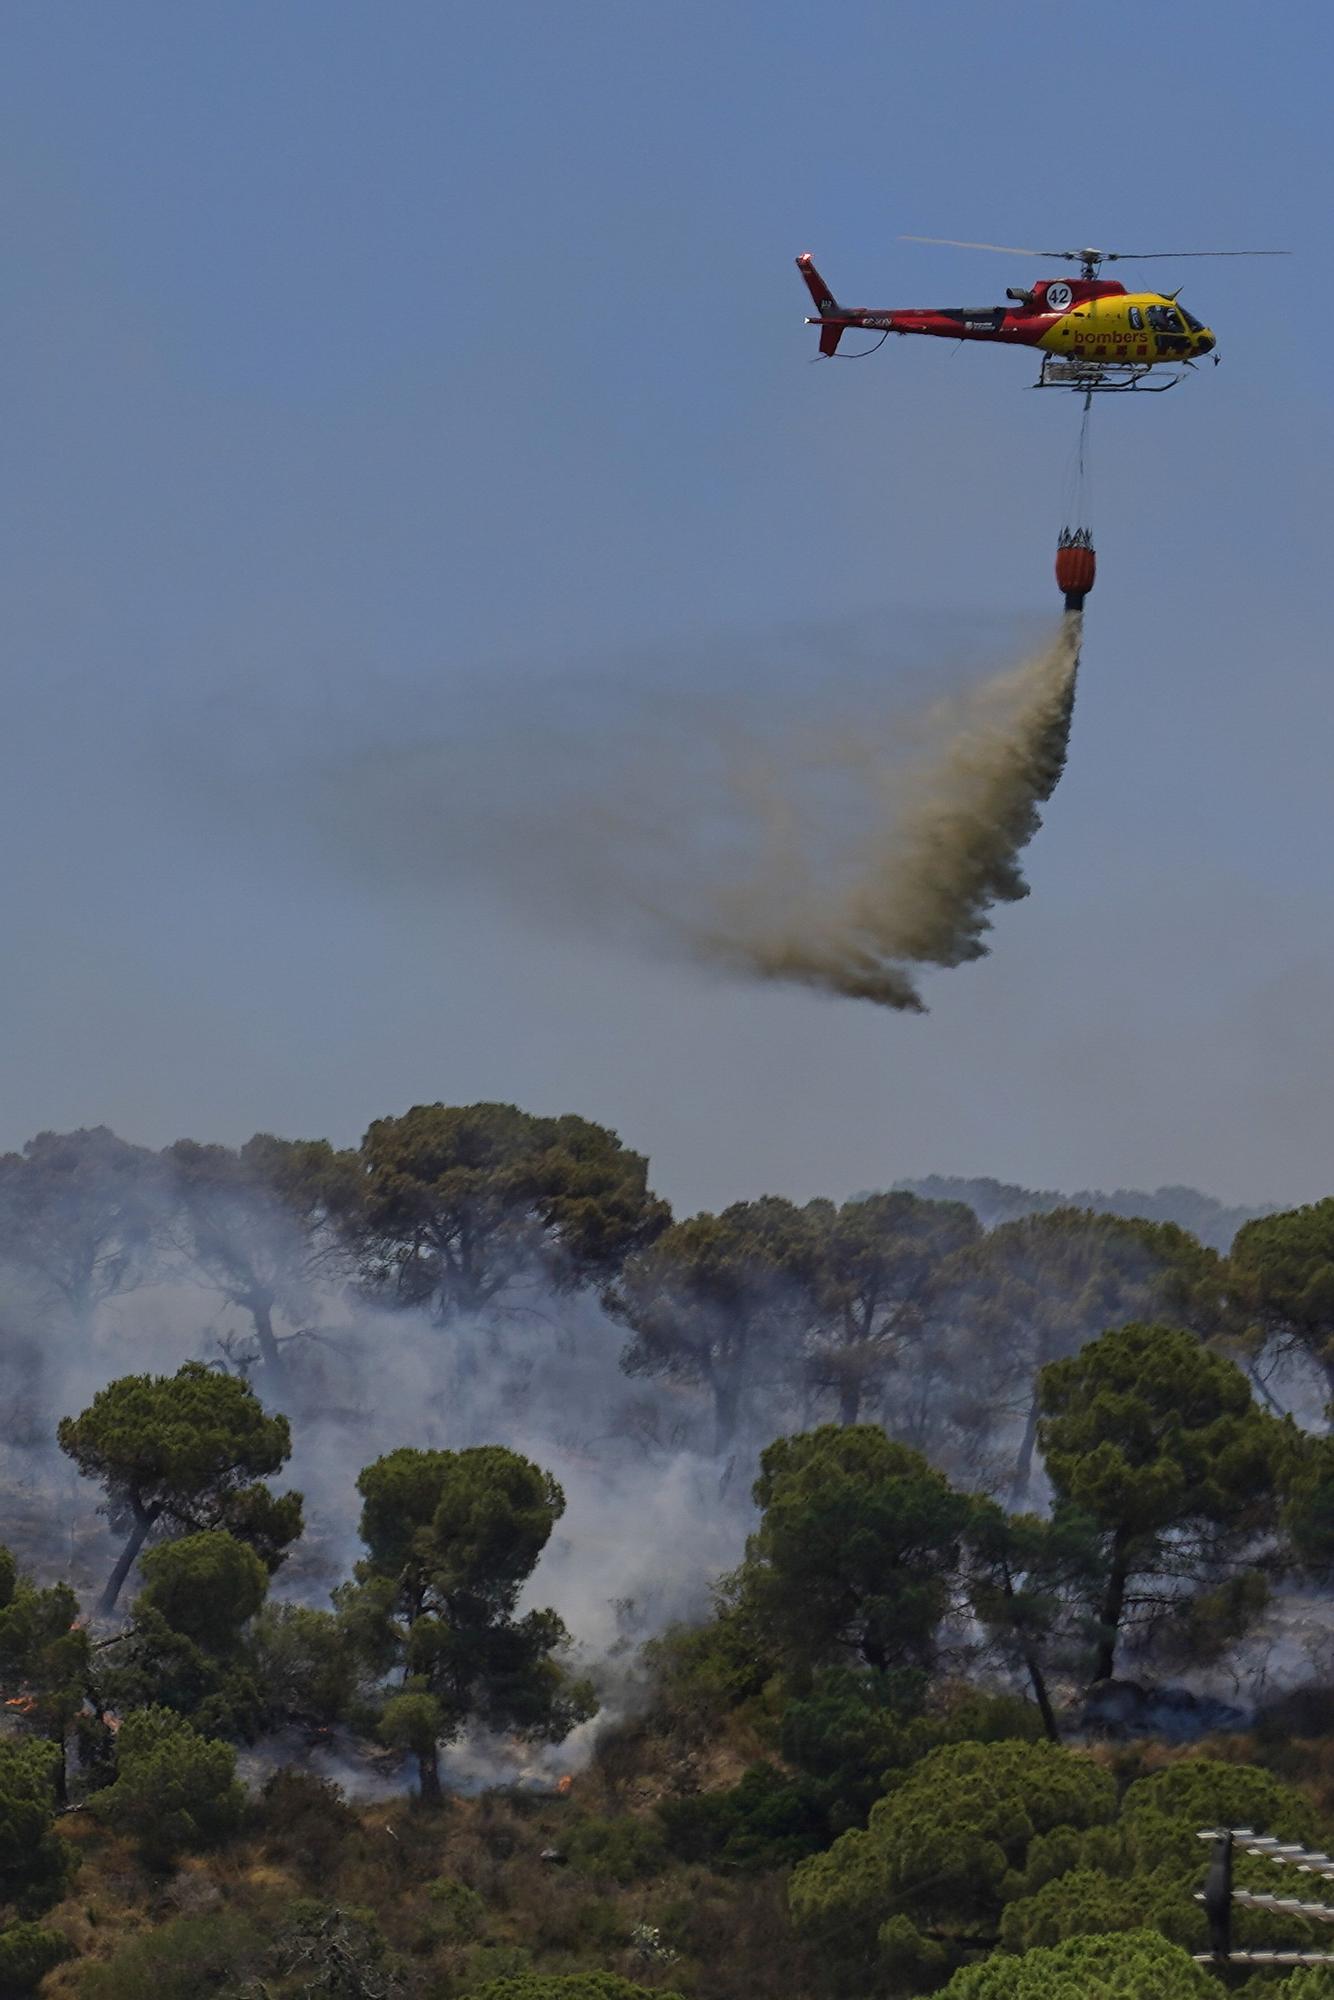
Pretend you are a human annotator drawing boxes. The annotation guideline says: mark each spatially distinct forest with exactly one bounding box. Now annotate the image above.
[1,1105,1333,1998]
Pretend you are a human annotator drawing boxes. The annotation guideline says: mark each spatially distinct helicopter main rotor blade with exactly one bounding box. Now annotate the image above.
[1105,249,1292,261]
[901,237,1292,266]
[898,235,1049,257]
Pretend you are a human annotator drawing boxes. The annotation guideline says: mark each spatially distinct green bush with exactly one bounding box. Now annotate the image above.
[135,1530,267,1653]
[469,1976,682,2000]
[778,1667,926,1824]
[75,1913,266,1999]
[88,1706,245,1866]
[566,1813,668,1883]
[0,1921,73,1994]
[659,1762,828,1872]
[642,1605,774,1738]
[0,1737,76,1914]
[253,1768,357,1881]
[461,1944,534,1988]
[426,1874,487,1940]
[779,1669,1045,1831]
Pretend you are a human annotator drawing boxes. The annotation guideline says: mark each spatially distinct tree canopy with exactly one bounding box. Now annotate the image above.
[896,1176,1267,1252]
[1232,1198,1334,1409]
[801,1191,981,1426]
[4,1104,1334,1999]
[163,1132,360,1387]
[938,1928,1217,1999]
[136,1529,269,1655]
[353,1101,669,1321]
[943,1209,1224,1500]
[352,1444,595,1802]
[609,1197,821,1454]
[57,1361,302,1613]
[1038,1321,1291,1680]
[0,1126,160,1332]
[739,1424,975,1678]
[788,1737,1117,1969]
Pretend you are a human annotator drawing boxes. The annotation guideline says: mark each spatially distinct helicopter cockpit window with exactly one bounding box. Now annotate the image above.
[1147,305,1184,332]
[1128,306,1143,330]
[1179,308,1206,332]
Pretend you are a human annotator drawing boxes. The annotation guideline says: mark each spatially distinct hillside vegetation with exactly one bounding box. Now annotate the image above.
[0,1110,1332,1995]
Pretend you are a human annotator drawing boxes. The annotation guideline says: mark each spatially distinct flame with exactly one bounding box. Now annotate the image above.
[101,1710,121,1734]
[4,1695,38,1715]
[556,1774,573,1796]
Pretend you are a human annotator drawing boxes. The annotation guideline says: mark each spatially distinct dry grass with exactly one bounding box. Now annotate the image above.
[29,1780,678,1992]
[58,1713,1334,1998]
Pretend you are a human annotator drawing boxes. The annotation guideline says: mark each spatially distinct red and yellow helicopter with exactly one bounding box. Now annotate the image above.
[797,238,1289,393]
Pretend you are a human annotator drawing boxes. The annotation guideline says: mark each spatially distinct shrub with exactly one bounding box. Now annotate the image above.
[642,1606,773,1739]
[254,1768,358,1880]
[0,1921,73,1994]
[777,1667,926,1825]
[778,1669,1045,1831]
[135,1531,267,1653]
[659,1762,828,1872]
[0,1738,75,1914]
[566,1812,668,1883]
[88,1707,245,1867]
[426,1874,487,1941]
[75,1913,267,1999]
[268,1901,404,1991]
[469,1976,682,2000]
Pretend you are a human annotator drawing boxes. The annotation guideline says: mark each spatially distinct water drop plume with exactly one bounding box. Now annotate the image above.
[306,615,1081,1013]
[695,613,1081,1009]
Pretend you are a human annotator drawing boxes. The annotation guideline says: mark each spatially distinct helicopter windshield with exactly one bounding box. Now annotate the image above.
[1147,305,1185,332]
[1179,307,1206,332]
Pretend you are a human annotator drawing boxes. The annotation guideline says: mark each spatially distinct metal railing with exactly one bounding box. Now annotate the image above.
[1195,1829,1334,1969]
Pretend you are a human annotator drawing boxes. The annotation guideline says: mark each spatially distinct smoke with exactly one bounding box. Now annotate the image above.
[0,1238,759,1761]
[6,1140,1334,1781]
[307,616,1080,1012]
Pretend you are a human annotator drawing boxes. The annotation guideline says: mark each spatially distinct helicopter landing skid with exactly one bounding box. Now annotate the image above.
[1033,356,1184,393]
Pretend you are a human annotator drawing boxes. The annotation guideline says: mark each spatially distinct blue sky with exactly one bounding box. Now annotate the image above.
[3,2,1332,1212]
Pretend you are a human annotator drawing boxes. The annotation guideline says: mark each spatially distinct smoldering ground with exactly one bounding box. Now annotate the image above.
[298,615,1080,1011]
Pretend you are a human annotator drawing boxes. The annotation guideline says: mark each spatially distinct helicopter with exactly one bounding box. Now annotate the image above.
[797,238,1289,393]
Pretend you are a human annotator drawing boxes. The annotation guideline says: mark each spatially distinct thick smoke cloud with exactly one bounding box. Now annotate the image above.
[305,618,1080,1010]
[1,1241,760,1784]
